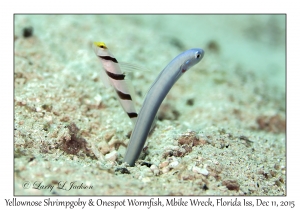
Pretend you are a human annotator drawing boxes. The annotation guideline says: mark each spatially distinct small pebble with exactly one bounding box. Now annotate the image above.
[150,165,160,176]
[117,145,127,158]
[105,150,118,162]
[23,26,33,38]
[162,167,170,174]
[193,166,209,176]
[222,180,240,191]
[35,106,42,112]
[159,161,169,168]
[104,131,115,141]
[169,161,179,169]
[94,94,102,106]
[44,115,52,122]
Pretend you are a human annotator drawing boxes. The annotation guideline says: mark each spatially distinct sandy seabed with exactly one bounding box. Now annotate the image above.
[14,15,285,195]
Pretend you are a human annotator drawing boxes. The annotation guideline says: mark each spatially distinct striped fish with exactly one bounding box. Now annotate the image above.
[93,42,137,125]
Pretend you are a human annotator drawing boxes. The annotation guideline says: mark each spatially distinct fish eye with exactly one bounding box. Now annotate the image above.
[195,51,201,59]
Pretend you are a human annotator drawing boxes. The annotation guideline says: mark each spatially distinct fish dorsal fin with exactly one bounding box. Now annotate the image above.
[119,62,150,73]
[98,62,112,88]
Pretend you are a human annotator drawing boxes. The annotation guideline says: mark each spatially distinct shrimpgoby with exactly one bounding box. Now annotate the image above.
[93,42,138,125]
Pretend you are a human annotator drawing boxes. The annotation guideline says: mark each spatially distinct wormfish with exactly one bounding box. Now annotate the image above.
[124,48,205,166]
[93,42,138,125]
